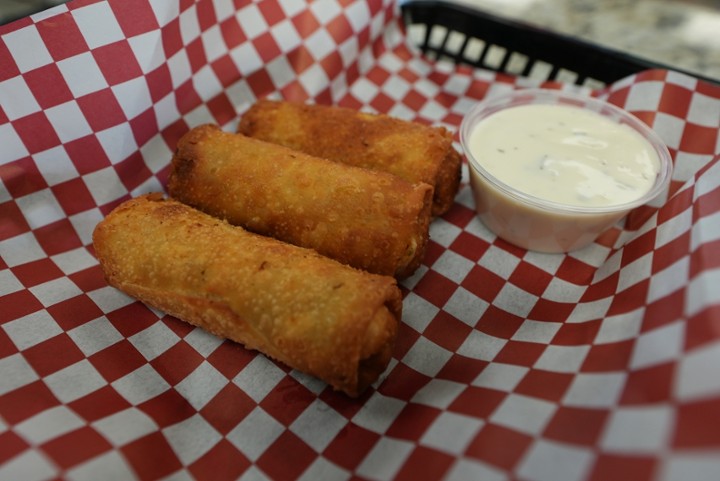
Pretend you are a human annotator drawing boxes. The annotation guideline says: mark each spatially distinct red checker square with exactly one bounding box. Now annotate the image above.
[175,80,204,115]
[23,334,85,377]
[680,122,719,154]
[106,302,159,337]
[449,231,490,263]
[658,186,693,224]
[128,107,158,150]
[422,239,446,267]
[64,135,112,175]
[443,204,476,230]
[51,177,96,217]
[413,270,459,308]
[398,67,419,84]
[0,41,20,82]
[0,431,27,465]
[260,376,316,425]
[320,50,345,80]
[366,66,391,86]
[186,38,208,73]
[189,439,250,481]
[291,9,321,37]
[691,238,720,280]
[1,157,48,198]
[163,316,196,339]
[23,64,74,109]
[515,370,573,402]
[319,387,370,421]
[43,425,113,470]
[589,454,656,481]
[210,56,241,87]
[606,279,649,317]
[150,341,205,387]
[36,12,89,62]
[0,290,43,325]
[436,355,489,384]
[161,18,183,58]
[395,446,454,481]
[89,339,148,383]
[207,341,255,380]
[286,45,316,75]
[116,151,153,193]
[620,362,674,405]
[0,329,16,357]
[686,304,720,351]
[475,305,524,339]
[622,229,656,265]
[644,289,684,335]
[693,184,720,219]
[386,403,441,441]
[68,384,131,423]
[122,432,183,481]
[256,431,315,481]
[33,218,83,257]
[323,424,380,471]
[581,274,619,304]
[581,340,634,372]
[544,405,609,445]
[461,265,505,304]
[77,88,127,131]
[69,265,108,294]
[369,92,397,116]
[553,319,602,345]
[200,383,255,435]
[138,389,195,428]
[109,0,160,37]
[423,312,472,352]
[196,0,219,31]
[0,380,58,425]
[465,423,532,470]
[652,232,690,275]
[92,40,142,85]
[493,340,547,366]
[402,89,429,112]
[12,111,61,154]
[509,262,554,297]
[448,386,506,419]
[0,200,30,240]
[659,84,693,118]
[207,92,236,126]
[377,361,431,400]
[219,16,247,49]
[674,397,720,447]
[555,256,597,286]
[528,298,576,324]
[257,0,286,26]
[253,31,282,63]
[325,15,354,45]
[280,80,310,103]
[145,64,173,102]
[9,258,64,288]
[392,321,420,360]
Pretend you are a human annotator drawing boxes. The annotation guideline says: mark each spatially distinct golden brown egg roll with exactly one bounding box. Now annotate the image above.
[92,194,401,397]
[237,99,462,216]
[167,124,432,279]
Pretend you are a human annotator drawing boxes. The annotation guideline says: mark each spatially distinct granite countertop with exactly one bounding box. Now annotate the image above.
[452,0,720,82]
[2,0,719,83]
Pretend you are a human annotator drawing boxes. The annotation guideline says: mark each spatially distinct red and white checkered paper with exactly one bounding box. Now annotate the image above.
[1,0,719,480]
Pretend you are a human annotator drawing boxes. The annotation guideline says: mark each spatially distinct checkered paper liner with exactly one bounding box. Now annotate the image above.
[1,0,719,480]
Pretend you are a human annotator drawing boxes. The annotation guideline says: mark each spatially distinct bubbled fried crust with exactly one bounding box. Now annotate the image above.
[92,194,402,397]
[168,124,432,279]
[238,99,462,216]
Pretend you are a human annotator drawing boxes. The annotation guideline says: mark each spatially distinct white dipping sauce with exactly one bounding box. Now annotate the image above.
[467,104,661,207]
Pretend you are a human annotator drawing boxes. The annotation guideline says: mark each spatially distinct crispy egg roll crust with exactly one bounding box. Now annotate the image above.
[168,124,432,279]
[92,194,401,397]
[237,99,462,216]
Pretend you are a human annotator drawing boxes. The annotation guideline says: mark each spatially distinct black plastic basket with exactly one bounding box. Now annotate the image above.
[400,0,718,87]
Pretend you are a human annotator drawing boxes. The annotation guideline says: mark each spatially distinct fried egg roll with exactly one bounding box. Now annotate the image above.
[167,124,432,279]
[237,99,462,216]
[92,194,401,397]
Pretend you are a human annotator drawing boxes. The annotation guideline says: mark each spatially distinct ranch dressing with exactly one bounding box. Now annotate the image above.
[467,104,661,207]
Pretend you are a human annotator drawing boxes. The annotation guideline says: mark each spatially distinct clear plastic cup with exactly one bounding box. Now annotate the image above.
[460,88,673,253]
